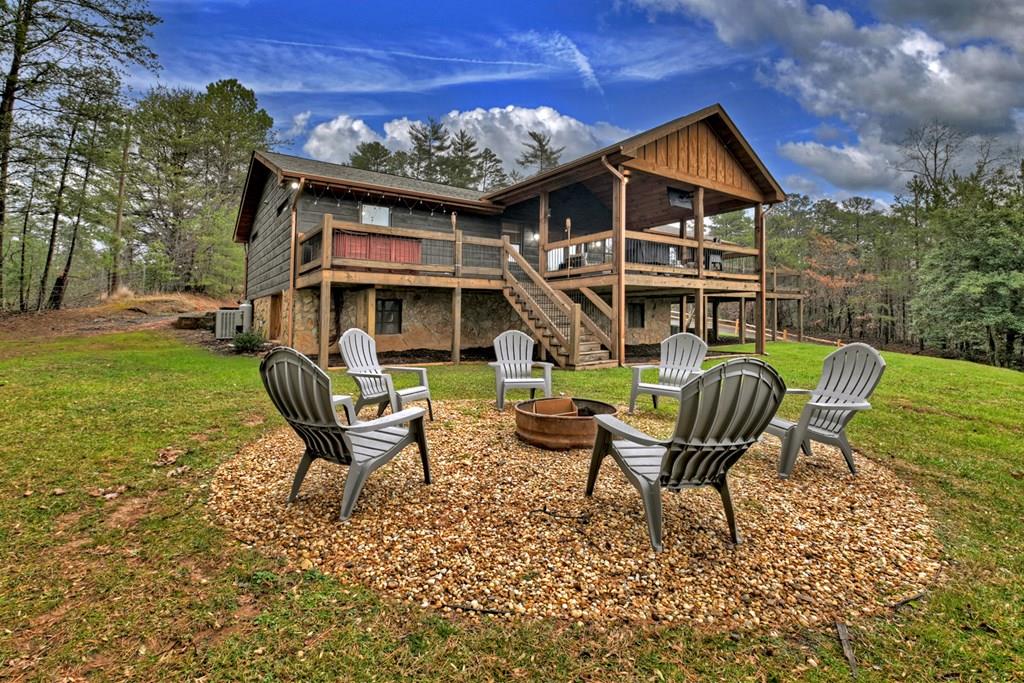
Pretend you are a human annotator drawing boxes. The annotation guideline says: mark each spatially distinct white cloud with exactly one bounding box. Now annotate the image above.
[303,115,382,162]
[302,105,633,170]
[283,111,311,140]
[511,31,603,93]
[630,0,1024,194]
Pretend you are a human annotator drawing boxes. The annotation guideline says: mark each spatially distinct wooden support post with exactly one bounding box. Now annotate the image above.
[798,298,804,342]
[695,186,705,278]
[365,286,376,338]
[611,167,627,365]
[755,204,767,355]
[678,295,686,333]
[772,298,778,342]
[739,300,747,344]
[711,299,720,343]
[454,228,463,278]
[451,286,462,363]
[318,279,331,369]
[538,190,549,275]
[695,289,706,341]
[569,303,581,367]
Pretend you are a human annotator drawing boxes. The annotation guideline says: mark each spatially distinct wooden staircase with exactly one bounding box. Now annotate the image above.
[500,239,613,369]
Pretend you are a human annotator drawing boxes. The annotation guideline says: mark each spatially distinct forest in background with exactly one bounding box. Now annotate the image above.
[1,1,1021,367]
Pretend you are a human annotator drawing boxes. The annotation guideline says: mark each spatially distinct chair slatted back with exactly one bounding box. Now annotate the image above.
[493,330,535,380]
[340,328,388,398]
[657,333,708,386]
[660,358,785,488]
[809,343,886,434]
[260,347,352,464]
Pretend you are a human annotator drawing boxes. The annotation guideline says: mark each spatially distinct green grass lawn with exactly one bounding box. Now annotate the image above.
[0,331,1022,680]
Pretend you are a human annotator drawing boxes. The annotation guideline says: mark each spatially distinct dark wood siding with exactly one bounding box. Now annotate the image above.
[246,174,293,300]
[297,192,501,238]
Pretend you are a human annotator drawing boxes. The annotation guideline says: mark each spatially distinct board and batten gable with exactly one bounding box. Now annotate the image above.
[245,173,293,300]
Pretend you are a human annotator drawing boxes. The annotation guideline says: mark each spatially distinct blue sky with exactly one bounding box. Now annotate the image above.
[143,0,1024,202]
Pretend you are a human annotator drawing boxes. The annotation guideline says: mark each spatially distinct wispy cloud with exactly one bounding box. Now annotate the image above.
[511,31,603,93]
[250,37,549,69]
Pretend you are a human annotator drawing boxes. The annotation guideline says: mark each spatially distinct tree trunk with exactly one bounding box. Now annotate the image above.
[109,122,130,294]
[46,125,96,310]
[986,326,999,367]
[36,117,78,310]
[17,169,36,311]
[0,0,36,310]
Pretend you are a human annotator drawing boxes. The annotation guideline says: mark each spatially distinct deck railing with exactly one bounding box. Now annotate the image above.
[297,216,763,286]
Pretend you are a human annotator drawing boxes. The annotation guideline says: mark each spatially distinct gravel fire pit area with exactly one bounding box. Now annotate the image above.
[210,401,943,630]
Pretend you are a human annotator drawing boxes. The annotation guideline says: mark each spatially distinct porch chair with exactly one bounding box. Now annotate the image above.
[339,328,434,420]
[587,357,785,552]
[260,347,431,520]
[767,342,885,478]
[628,332,708,413]
[489,330,553,410]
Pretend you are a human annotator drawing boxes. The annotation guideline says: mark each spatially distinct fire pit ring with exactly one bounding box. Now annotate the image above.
[514,397,618,450]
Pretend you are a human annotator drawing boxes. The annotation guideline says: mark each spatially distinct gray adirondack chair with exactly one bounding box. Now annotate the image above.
[767,343,885,478]
[260,347,431,520]
[339,328,434,420]
[628,332,708,413]
[489,330,553,410]
[587,358,785,552]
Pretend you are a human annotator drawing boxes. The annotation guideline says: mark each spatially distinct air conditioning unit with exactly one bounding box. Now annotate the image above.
[215,302,253,339]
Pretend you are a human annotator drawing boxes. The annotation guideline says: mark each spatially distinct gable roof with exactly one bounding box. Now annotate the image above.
[484,103,786,204]
[233,151,496,242]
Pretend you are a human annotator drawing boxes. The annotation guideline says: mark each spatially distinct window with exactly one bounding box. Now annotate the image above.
[627,302,646,329]
[376,299,402,335]
[360,203,390,226]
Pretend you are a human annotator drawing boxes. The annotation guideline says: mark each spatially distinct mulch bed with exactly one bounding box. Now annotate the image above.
[209,401,943,630]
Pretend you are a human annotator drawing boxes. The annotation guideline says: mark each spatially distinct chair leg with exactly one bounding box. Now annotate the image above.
[288,451,314,503]
[585,429,611,496]
[413,417,431,484]
[425,398,434,421]
[801,438,813,456]
[716,477,740,545]
[530,388,536,399]
[628,385,638,414]
[496,383,505,411]
[339,463,370,520]
[778,428,802,479]
[651,394,659,410]
[376,400,388,418]
[639,484,664,552]
[837,432,857,475]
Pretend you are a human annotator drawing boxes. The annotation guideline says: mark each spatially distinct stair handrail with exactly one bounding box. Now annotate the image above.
[502,240,574,352]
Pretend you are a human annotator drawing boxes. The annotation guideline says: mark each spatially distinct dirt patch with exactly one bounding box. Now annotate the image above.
[104,492,161,530]
[209,400,944,631]
[0,293,229,342]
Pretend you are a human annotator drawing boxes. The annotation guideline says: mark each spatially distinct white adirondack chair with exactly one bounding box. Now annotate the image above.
[628,332,708,413]
[339,328,434,420]
[489,330,553,410]
[767,343,886,478]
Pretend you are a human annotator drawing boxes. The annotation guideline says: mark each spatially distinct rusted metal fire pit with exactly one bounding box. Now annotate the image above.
[514,397,618,450]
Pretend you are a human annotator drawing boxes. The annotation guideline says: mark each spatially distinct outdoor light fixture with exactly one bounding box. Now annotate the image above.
[667,187,693,210]
[289,180,300,190]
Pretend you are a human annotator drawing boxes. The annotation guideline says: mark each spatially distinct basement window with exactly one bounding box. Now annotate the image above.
[360,203,390,227]
[376,299,402,335]
[628,302,646,329]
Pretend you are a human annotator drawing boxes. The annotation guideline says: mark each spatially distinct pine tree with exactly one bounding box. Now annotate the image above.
[476,148,509,192]
[349,141,392,172]
[445,129,481,189]
[516,130,564,174]
[407,117,450,183]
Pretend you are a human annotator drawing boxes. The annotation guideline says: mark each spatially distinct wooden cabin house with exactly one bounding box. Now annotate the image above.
[233,104,801,369]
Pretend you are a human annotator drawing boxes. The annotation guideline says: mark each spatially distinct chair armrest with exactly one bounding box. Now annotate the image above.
[593,414,666,447]
[806,399,871,411]
[346,370,387,379]
[383,365,429,389]
[532,361,554,369]
[345,407,425,433]
[786,388,814,395]
[332,395,358,424]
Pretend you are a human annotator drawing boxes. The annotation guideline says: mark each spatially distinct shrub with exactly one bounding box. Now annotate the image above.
[232,331,265,354]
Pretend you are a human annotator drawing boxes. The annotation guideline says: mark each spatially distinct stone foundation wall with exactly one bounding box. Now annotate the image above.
[251,296,272,337]
[626,297,674,345]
